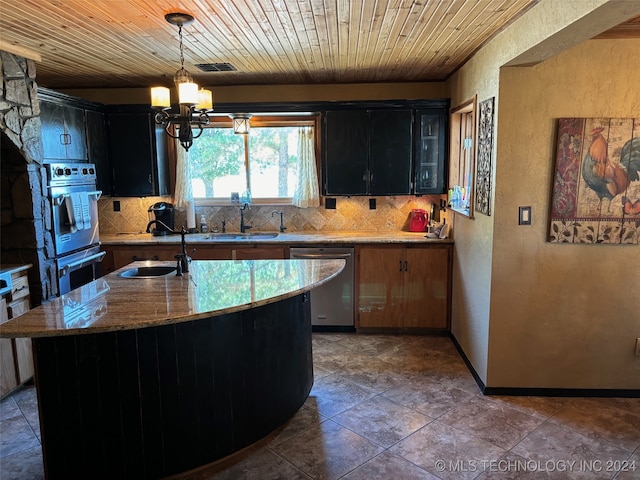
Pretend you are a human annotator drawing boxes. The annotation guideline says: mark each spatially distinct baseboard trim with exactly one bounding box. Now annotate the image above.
[448,333,487,392]
[448,333,640,398]
[481,386,640,397]
[312,325,356,333]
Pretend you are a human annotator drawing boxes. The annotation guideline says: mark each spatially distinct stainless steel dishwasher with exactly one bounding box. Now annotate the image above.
[290,247,355,331]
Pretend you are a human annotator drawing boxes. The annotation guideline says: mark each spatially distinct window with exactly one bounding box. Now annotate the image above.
[188,115,317,204]
[449,96,477,217]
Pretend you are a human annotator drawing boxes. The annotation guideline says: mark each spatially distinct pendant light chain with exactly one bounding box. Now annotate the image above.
[178,23,185,69]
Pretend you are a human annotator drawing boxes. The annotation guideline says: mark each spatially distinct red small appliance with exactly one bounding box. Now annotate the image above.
[409,209,428,232]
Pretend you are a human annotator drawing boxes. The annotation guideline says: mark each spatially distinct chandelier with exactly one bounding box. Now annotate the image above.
[151,13,213,151]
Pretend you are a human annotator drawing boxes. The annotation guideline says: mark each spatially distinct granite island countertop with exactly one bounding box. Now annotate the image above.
[0,259,345,338]
[100,230,453,245]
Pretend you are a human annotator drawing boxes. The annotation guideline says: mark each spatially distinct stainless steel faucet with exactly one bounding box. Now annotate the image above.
[240,203,252,233]
[271,210,286,232]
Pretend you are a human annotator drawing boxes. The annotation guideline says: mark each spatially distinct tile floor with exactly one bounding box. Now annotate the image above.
[1,333,639,479]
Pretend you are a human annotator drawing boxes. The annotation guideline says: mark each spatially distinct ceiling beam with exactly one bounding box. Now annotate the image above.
[0,40,42,62]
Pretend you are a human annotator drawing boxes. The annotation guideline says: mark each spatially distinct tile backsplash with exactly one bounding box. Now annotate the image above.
[98,195,448,234]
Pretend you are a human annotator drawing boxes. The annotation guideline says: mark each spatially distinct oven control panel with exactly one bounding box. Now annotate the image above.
[46,163,97,186]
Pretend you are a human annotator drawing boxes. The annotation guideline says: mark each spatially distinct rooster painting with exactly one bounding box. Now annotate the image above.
[581,129,640,213]
[550,118,640,244]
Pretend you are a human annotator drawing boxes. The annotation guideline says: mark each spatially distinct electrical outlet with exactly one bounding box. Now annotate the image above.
[636,338,640,357]
[113,200,120,212]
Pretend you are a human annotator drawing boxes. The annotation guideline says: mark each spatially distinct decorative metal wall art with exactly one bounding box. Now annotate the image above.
[475,97,494,215]
[549,117,640,244]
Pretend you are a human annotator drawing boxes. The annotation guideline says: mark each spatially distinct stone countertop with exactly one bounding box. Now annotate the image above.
[100,230,453,245]
[0,259,344,338]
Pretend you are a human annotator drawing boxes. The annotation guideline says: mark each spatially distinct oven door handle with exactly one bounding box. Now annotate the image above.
[59,251,107,276]
[53,194,67,207]
[53,190,102,206]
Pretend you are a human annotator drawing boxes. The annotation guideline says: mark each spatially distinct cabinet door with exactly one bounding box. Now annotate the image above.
[63,105,87,160]
[190,246,233,260]
[111,246,180,270]
[357,247,404,328]
[40,100,67,159]
[369,110,413,195]
[0,338,17,398]
[0,298,18,398]
[108,111,169,197]
[86,109,111,194]
[324,110,368,195]
[14,338,33,384]
[403,247,450,329]
[414,109,447,194]
[108,112,154,196]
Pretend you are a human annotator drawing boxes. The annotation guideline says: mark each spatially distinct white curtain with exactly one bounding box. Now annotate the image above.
[293,126,320,208]
[174,142,195,228]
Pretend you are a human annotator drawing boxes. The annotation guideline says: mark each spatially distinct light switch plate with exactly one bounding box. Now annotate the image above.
[519,206,531,225]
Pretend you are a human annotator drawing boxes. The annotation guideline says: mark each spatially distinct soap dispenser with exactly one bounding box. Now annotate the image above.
[200,214,208,233]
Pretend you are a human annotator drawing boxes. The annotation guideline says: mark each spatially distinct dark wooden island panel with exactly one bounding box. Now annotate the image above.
[33,293,312,480]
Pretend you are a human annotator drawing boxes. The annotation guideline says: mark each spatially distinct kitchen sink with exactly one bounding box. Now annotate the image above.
[118,266,177,278]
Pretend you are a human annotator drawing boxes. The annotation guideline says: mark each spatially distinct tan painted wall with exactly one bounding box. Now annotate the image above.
[445,0,639,386]
[489,38,640,389]
[62,82,447,105]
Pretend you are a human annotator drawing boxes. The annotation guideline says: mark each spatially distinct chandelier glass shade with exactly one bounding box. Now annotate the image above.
[151,13,213,151]
[230,113,252,135]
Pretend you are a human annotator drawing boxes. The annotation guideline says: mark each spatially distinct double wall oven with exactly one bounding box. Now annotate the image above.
[46,162,105,295]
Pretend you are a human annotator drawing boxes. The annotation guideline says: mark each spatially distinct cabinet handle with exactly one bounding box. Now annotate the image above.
[399,260,403,272]
[404,260,408,272]
[60,133,72,145]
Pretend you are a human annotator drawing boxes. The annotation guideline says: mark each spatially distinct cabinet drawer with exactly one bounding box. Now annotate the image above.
[8,298,30,319]
[10,274,30,301]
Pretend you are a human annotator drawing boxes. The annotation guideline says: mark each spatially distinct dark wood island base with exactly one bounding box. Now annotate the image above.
[33,293,313,480]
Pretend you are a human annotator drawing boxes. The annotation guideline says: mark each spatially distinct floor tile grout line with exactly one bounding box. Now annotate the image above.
[14,405,42,446]
[264,447,314,480]
[538,416,638,456]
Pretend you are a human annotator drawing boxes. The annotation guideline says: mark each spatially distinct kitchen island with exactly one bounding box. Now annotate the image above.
[0,259,345,480]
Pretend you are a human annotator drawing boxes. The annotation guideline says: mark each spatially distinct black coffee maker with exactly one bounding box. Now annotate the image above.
[147,202,175,236]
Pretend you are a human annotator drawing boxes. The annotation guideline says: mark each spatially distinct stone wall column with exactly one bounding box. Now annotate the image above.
[0,50,53,304]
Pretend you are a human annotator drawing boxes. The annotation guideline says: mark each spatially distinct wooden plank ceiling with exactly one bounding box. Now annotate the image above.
[0,0,636,90]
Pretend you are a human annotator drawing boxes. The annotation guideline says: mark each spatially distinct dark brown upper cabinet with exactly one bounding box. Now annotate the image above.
[413,108,448,195]
[324,109,413,196]
[39,97,87,161]
[105,106,170,197]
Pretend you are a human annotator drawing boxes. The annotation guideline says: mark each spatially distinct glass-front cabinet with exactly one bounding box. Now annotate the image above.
[414,109,447,194]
